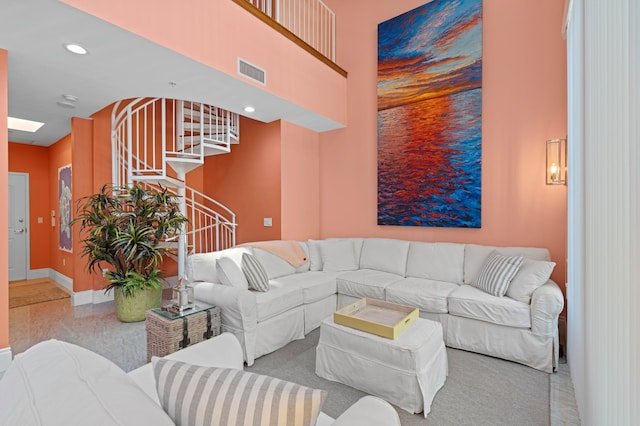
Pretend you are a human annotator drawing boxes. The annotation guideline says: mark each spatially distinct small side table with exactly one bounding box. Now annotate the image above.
[145,304,221,362]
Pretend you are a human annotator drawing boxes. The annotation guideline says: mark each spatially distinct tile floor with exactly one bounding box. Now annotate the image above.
[5,292,581,424]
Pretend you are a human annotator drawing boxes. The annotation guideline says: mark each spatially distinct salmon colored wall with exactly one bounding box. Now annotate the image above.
[320,0,568,290]
[1,49,9,349]
[70,118,95,292]
[49,135,74,279]
[280,121,321,240]
[204,118,282,244]
[60,0,347,126]
[8,143,51,270]
[85,106,114,290]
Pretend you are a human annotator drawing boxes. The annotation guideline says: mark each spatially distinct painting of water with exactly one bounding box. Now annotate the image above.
[377,0,482,228]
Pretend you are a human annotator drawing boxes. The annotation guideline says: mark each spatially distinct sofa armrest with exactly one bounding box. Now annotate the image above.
[330,396,400,426]
[193,282,258,365]
[530,280,564,336]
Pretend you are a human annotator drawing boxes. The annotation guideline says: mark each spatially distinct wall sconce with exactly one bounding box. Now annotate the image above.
[546,138,567,185]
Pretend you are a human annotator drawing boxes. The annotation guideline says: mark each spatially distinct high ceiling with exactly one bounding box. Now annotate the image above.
[1,0,341,146]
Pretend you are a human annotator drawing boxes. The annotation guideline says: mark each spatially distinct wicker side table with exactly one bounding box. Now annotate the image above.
[145,305,221,362]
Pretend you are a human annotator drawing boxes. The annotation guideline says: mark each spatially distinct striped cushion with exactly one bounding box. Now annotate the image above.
[471,251,524,297]
[242,253,270,292]
[152,358,327,426]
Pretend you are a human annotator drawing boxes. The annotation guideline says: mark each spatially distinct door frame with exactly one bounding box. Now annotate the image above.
[8,172,30,281]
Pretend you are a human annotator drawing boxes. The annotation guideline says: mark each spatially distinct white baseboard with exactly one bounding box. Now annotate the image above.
[49,269,73,293]
[92,290,114,304]
[72,290,93,306]
[42,269,166,306]
[0,347,13,373]
[27,268,49,279]
[72,289,113,306]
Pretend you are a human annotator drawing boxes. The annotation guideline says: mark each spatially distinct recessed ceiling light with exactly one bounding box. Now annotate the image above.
[63,43,88,55]
[8,117,45,132]
[244,106,255,113]
[62,94,79,102]
[56,101,76,109]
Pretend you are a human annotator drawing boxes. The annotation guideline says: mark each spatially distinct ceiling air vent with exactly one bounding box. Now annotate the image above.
[238,58,266,85]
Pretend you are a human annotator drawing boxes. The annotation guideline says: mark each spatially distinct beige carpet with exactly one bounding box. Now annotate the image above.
[247,329,550,425]
[9,279,70,308]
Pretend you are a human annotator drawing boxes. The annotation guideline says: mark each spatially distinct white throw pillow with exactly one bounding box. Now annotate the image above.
[307,239,323,271]
[241,253,270,292]
[320,239,358,272]
[153,358,327,426]
[216,256,249,290]
[187,252,221,283]
[471,251,524,297]
[506,258,556,303]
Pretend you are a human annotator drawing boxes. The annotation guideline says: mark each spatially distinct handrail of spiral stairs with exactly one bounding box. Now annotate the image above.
[111,97,237,256]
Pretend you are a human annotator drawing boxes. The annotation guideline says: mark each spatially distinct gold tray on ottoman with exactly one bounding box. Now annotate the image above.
[334,298,418,339]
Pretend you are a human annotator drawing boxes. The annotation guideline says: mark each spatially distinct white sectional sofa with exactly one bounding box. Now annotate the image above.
[0,333,400,426]
[189,238,564,373]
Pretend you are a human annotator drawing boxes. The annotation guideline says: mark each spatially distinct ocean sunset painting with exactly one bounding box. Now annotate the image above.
[377,0,482,228]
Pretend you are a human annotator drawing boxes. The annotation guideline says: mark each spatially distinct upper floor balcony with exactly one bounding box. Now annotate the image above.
[233,0,344,76]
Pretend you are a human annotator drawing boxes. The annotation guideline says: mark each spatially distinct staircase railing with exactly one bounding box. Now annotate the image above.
[244,0,335,61]
[185,186,236,252]
[112,98,237,256]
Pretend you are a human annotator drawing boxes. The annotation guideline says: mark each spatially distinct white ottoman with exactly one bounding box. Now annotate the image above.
[316,316,447,417]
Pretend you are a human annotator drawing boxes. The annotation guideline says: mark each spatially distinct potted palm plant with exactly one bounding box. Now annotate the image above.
[74,183,188,322]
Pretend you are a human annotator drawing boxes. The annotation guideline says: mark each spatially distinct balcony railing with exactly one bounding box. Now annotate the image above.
[244,0,335,61]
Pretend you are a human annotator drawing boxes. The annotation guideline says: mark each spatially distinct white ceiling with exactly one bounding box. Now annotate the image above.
[1,0,343,146]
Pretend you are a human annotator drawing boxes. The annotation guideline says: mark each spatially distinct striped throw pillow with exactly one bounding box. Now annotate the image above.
[152,358,327,426]
[471,251,524,297]
[241,253,270,292]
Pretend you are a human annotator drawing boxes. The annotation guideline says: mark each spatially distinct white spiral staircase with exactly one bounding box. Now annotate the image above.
[111,98,239,277]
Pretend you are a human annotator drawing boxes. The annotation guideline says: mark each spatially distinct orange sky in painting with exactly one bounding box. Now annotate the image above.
[377,0,482,111]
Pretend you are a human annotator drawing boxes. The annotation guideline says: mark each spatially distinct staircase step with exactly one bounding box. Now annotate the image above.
[182,107,223,122]
[131,174,184,189]
[182,122,232,132]
[180,135,229,144]
[166,158,204,175]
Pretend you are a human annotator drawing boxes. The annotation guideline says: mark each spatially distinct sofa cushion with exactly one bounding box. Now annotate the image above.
[188,247,253,283]
[471,251,524,297]
[255,279,304,322]
[153,358,327,426]
[0,339,174,426]
[336,269,404,300]
[506,259,556,304]
[320,239,359,272]
[216,256,249,290]
[385,277,459,314]
[242,253,270,292]
[406,242,465,283]
[463,244,550,284]
[270,271,339,304]
[359,238,410,276]
[448,285,531,328]
[253,247,297,279]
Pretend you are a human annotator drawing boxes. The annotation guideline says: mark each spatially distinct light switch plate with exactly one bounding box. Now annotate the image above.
[263,218,272,227]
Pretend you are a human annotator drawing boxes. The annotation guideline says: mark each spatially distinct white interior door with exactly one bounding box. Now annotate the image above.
[9,173,29,281]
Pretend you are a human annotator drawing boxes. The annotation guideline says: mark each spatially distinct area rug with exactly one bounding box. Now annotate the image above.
[246,329,550,425]
[9,280,70,308]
